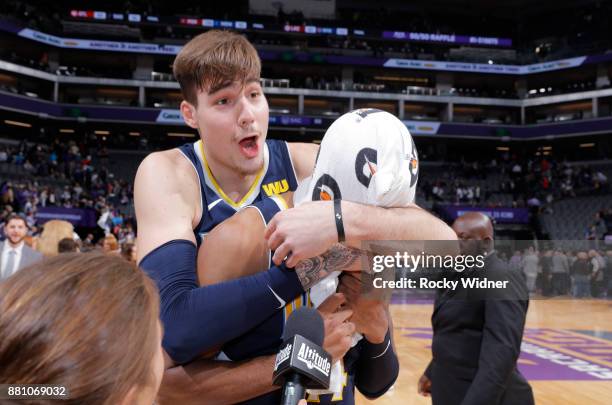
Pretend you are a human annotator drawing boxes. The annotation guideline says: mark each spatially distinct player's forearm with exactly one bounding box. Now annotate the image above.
[356,329,399,399]
[158,356,278,405]
[140,240,303,364]
[294,244,362,290]
[342,202,457,241]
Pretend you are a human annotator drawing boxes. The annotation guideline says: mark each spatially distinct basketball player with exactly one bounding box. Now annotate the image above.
[160,109,418,404]
[135,30,455,402]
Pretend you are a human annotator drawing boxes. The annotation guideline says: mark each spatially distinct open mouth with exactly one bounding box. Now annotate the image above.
[238,135,259,158]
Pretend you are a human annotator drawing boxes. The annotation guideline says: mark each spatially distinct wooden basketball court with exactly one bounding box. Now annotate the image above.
[356,299,612,405]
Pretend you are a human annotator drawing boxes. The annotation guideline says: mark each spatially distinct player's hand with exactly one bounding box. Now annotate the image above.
[417,373,432,397]
[265,201,337,267]
[338,273,389,344]
[318,293,355,363]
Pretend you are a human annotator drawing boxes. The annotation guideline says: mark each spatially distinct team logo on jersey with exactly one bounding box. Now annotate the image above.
[355,147,377,188]
[263,179,289,196]
[312,174,341,201]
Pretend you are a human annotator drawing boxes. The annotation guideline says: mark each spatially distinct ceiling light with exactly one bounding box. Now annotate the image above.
[4,120,31,128]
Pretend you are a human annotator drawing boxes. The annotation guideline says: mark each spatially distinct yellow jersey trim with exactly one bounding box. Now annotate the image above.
[198,140,264,208]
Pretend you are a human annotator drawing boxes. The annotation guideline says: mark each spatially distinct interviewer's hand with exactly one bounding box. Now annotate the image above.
[265,201,337,267]
[417,373,432,397]
[338,272,388,344]
[317,293,355,363]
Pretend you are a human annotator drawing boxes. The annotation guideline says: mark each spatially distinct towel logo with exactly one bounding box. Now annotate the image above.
[354,108,384,119]
[409,136,419,187]
[355,148,377,188]
[409,157,419,186]
[312,174,342,201]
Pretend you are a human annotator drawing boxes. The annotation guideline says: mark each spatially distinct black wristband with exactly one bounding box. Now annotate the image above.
[356,329,398,398]
[362,329,392,358]
[334,199,345,242]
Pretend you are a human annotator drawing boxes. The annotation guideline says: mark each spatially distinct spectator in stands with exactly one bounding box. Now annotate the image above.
[0,253,165,404]
[539,249,553,296]
[509,250,523,272]
[527,196,541,209]
[603,208,612,236]
[511,163,522,178]
[36,220,74,257]
[592,212,608,238]
[58,237,79,253]
[586,225,598,240]
[0,214,43,280]
[593,170,608,193]
[432,182,445,201]
[602,250,612,299]
[1,182,15,208]
[498,251,508,262]
[81,233,95,250]
[551,249,570,295]
[560,178,575,198]
[121,242,137,263]
[47,188,57,206]
[571,251,591,298]
[102,233,120,255]
[118,222,136,244]
[0,138,134,229]
[589,250,606,297]
[522,246,539,293]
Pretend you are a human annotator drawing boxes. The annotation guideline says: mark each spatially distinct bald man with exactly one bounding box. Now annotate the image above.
[418,212,534,405]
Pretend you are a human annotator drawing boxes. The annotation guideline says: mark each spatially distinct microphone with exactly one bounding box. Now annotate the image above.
[273,307,332,405]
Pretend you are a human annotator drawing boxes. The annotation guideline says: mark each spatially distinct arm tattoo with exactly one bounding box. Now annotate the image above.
[295,244,362,290]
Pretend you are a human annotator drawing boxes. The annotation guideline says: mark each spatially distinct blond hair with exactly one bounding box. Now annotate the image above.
[37,220,74,257]
[103,233,119,253]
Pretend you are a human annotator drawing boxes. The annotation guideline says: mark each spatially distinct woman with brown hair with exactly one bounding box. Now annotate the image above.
[0,253,165,404]
[36,220,75,257]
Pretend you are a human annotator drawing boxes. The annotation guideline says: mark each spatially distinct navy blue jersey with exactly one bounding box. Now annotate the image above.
[177,139,299,246]
[177,138,309,358]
